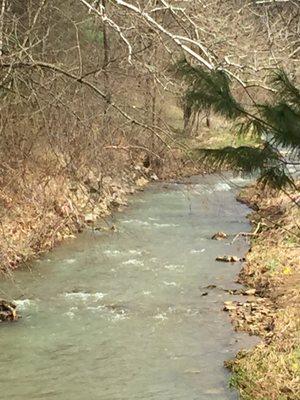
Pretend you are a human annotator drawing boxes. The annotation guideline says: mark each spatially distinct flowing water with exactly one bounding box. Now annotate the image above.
[0,175,258,400]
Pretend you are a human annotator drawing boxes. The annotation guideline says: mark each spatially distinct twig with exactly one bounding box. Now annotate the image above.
[231,222,262,243]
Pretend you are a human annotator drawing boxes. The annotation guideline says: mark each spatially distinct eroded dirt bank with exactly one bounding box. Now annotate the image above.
[225,184,300,400]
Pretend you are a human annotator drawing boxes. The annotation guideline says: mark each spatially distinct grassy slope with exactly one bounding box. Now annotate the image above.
[227,185,300,400]
[0,161,153,274]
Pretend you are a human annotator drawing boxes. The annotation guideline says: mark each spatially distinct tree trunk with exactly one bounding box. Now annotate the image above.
[102,0,111,135]
[0,0,6,57]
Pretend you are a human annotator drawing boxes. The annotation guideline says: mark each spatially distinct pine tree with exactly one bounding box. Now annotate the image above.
[177,60,300,190]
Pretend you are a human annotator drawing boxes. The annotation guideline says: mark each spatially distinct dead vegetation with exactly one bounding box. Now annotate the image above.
[0,157,168,274]
[225,183,300,400]
[1,0,298,273]
[0,0,192,273]
[0,18,299,400]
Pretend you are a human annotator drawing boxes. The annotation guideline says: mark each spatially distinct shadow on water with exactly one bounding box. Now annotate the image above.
[0,174,259,400]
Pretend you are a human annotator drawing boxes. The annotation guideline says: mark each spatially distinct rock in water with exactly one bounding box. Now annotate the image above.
[244,288,256,296]
[0,300,18,321]
[211,231,227,240]
[223,301,237,311]
[216,255,239,262]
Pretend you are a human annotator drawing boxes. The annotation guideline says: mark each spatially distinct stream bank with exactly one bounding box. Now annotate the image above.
[225,183,300,400]
[0,147,206,275]
[0,163,153,274]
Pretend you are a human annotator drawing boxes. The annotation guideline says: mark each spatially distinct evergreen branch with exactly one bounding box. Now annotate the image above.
[271,69,300,110]
[177,59,300,189]
[259,103,300,150]
[195,145,277,173]
[195,145,295,189]
[177,60,244,120]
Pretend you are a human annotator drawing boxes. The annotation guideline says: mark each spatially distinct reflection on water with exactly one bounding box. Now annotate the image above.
[0,175,258,400]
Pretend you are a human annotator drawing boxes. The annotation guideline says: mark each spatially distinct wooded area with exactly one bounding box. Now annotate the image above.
[0,2,299,399]
[0,0,299,281]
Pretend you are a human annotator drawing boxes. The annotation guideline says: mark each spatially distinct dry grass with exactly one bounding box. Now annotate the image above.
[227,184,300,400]
[0,147,156,274]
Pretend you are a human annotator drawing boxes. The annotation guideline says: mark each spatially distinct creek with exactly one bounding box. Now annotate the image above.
[0,174,258,400]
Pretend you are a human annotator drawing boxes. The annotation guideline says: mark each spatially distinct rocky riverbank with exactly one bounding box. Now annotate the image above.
[225,183,300,400]
[0,166,155,275]
[0,146,206,276]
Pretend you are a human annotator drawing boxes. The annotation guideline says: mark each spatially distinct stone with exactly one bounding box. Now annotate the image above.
[216,255,239,262]
[84,213,97,223]
[244,288,257,296]
[135,177,149,188]
[204,284,217,289]
[223,301,237,311]
[150,173,159,181]
[0,300,18,321]
[211,231,228,240]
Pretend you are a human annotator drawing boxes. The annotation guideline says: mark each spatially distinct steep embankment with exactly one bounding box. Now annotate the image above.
[225,184,300,400]
[0,146,202,275]
[0,164,152,274]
